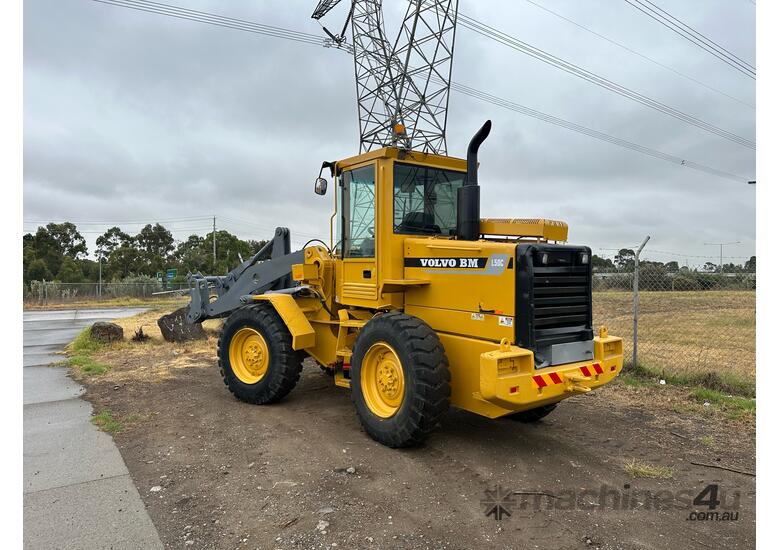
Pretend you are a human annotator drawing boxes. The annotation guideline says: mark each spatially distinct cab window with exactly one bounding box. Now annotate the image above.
[393,163,466,236]
[342,165,375,258]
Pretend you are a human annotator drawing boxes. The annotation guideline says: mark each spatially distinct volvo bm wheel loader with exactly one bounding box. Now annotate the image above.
[186,121,623,448]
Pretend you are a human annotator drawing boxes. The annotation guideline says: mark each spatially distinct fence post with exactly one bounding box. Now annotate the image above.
[632,236,651,369]
[43,280,48,306]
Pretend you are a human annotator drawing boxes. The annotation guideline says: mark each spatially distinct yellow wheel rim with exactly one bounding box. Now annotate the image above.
[229,327,270,384]
[361,341,405,418]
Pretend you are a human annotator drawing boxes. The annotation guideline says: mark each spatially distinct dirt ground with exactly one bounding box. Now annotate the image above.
[73,312,756,550]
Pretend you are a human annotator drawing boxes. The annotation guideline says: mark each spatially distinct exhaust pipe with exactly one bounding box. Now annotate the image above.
[457,120,492,241]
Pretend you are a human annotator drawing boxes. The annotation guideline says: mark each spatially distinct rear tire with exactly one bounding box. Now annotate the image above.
[507,403,558,423]
[218,303,303,404]
[351,312,450,448]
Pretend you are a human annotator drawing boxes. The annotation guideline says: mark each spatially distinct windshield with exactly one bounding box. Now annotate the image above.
[393,162,466,236]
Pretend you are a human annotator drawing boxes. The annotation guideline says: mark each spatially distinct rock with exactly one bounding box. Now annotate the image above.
[90,321,123,343]
[318,506,335,515]
[316,520,329,532]
[346,466,356,474]
[150,486,162,492]
[157,307,206,343]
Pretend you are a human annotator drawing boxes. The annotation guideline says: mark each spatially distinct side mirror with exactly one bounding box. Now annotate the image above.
[314,177,328,195]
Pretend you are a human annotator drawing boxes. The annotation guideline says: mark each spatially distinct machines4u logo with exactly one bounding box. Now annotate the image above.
[478,483,741,521]
[481,484,517,520]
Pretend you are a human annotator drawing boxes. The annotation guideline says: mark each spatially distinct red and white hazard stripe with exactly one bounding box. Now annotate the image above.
[532,363,604,388]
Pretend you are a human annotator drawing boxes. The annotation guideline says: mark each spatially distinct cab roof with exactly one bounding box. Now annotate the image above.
[335,147,467,174]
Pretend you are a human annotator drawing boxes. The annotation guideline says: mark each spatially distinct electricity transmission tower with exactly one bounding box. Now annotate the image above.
[312,0,459,154]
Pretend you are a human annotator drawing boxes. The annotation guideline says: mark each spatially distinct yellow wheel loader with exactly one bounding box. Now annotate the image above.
[186,121,623,447]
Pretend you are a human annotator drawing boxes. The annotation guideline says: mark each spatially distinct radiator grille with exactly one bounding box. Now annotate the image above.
[516,245,593,350]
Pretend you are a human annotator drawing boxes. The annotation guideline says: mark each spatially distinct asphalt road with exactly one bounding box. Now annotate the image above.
[23,308,163,550]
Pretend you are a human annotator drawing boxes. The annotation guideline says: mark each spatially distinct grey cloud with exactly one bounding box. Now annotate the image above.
[24,0,755,264]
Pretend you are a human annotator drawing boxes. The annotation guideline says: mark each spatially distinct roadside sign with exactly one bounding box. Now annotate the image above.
[166,268,178,281]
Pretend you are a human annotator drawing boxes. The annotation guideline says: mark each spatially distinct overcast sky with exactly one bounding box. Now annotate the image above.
[23,0,756,268]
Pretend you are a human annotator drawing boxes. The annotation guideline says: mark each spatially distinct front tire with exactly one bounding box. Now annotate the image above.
[351,312,451,448]
[218,303,303,404]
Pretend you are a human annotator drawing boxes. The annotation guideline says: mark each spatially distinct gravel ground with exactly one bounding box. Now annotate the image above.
[71,332,756,550]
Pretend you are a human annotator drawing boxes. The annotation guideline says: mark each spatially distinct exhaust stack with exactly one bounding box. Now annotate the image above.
[457,120,492,240]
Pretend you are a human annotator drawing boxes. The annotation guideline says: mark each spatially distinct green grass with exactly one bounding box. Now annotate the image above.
[623,459,674,479]
[623,362,754,398]
[61,328,112,376]
[91,410,122,434]
[618,363,755,421]
[67,327,104,354]
[689,387,756,420]
[699,435,715,448]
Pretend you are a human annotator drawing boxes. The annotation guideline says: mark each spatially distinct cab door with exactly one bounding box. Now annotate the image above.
[338,163,378,305]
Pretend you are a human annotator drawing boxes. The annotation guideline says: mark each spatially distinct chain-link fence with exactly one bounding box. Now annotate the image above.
[593,269,756,393]
[24,281,189,306]
[25,270,756,391]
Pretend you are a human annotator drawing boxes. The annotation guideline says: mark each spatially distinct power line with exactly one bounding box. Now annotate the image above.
[446,79,750,183]
[23,216,214,225]
[90,0,348,50]
[220,217,324,240]
[86,0,752,181]
[95,0,755,150]
[598,247,752,260]
[520,0,754,109]
[626,0,756,74]
[454,10,756,149]
[646,248,750,260]
[622,0,755,78]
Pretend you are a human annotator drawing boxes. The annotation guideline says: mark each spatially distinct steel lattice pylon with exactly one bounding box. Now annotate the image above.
[312,0,458,155]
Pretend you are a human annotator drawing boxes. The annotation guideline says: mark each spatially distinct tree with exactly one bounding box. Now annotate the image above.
[26,258,52,282]
[135,223,174,274]
[107,246,145,279]
[591,255,615,270]
[745,256,756,272]
[720,262,742,274]
[45,222,88,259]
[703,262,718,273]
[95,227,132,259]
[56,256,85,283]
[174,235,209,274]
[210,230,254,273]
[664,261,679,273]
[22,223,87,278]
[613,249,636,271]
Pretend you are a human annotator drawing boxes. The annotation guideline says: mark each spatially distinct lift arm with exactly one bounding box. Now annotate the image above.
[186,227,303,323]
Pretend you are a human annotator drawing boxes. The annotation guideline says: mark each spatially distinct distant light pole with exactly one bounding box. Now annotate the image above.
[98,255,104,299]
[704,241,741,273]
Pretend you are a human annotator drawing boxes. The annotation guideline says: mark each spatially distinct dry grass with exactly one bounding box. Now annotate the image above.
[594,290,755,380]
[24,296,189,311]
[70,307,224,385]
[623,458,674,479]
